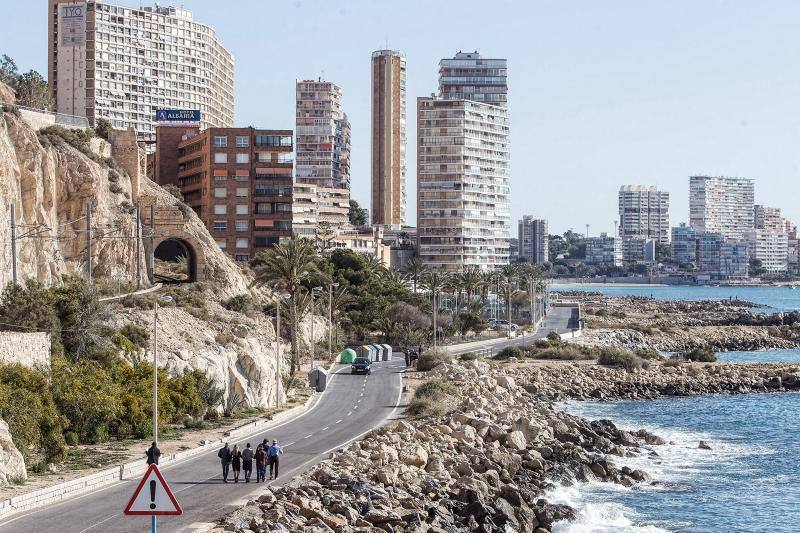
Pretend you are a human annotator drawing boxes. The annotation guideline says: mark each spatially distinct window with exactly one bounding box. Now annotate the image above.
[235,238,248,249]
[213,136,227,147]
[256,152,272,163]
[235,173,249,181]
[236,204,248,215]
[277,153,293,164]
[235,136,249,148]
[214,174,227,181]
[236,187,248,198]
[214,187,227,198]
[236,152,249,164]
[216,239,227,249]
[235,220,248,232]
[214,152,227,164]
[213,220,227,231]
[234,254,249,262]
[213,204,227,215]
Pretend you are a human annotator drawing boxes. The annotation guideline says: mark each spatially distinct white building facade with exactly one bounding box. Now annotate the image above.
[518,216,549,265]
[585,233,623,267]
[48,0,234,141]
[746,230,789,274]
[689,175,754,240]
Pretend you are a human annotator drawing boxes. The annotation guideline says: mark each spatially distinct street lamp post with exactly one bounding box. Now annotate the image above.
[152,295,173,446]
[432,289,438,349]
[311,287,322,369]
[275,293,289,408]
[328,283,338,362]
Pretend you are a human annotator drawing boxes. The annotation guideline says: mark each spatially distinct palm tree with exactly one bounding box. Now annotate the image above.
[405,257,429,293]
[362,255,387,279]
[518,263,543,324]
[423,270,447,348]
[383,268,409,289]
[499,264,519,322]
[252,237,318,375]
[329,285,353,349]
[461,265,482,307]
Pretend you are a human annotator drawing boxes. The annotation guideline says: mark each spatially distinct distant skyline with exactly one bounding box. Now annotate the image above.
[4,0,800,234]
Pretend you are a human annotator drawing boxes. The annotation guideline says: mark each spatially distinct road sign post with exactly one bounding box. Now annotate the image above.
[124,464,182,532]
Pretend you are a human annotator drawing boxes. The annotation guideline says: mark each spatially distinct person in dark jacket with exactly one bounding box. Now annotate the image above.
[145,442,161,465]
[242,443,254,483]
[231,444,242,483]
[255,444,267,483]
[217,443,232,483]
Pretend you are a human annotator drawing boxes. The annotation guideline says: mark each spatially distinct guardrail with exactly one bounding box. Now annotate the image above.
[1,100,89,129]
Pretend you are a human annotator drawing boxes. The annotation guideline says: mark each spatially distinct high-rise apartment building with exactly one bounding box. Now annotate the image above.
[696,233,723,274]
[155,126,293,261]
[48,1,234,141]
[618,186,669,243]
[371,50,407,227]
[518,216,549,265]
[689,176,754,240]
[417,97,510,270]
[720,242,749,279]
[295,79,351,226]
[671,223,697,265]
[438,51,508,107]
[754,205,783,232]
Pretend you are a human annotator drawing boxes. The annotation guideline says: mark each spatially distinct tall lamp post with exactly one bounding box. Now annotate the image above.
[274,292,290,408]
[328,282,339,362]
[311,287,322,369]
[152,295,173,447]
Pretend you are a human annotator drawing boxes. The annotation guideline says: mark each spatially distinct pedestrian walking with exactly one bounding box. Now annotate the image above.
[242,443,254,482]
[217,442,232,483]
[145,442,161,465]
[268,440,283,480]
[231,444,242,483]
[255,444,267,483]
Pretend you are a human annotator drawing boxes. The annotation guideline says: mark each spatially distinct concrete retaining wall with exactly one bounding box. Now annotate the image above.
[0,332,50,369]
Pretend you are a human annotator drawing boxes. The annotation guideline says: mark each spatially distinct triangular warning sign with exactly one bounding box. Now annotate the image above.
[124,464,182,516]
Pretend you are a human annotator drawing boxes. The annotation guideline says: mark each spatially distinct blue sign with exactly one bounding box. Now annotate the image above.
[155,109,201,122]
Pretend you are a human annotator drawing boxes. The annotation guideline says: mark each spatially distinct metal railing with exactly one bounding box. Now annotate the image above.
[1,100,89,129]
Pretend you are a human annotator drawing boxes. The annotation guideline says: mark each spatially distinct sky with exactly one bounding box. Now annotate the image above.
[3,0,800,235]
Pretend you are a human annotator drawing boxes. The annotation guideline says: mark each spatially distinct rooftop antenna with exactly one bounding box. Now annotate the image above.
[385,34,389,50]
[585,224,590,238]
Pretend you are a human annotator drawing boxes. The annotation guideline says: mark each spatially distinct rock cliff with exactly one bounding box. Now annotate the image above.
[0,82,283,408]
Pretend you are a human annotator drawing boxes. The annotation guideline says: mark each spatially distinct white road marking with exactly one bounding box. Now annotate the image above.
[347,411,352,416]
[285,441,296,446]
[77,514,117,533]
[322,426,329,431]
[335,419,342,424]
[303,434,313,439]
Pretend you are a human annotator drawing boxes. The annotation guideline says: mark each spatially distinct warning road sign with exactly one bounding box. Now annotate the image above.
[124,464,182,516]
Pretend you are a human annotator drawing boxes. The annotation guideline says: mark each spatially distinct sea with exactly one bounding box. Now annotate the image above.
[548,284,800,532]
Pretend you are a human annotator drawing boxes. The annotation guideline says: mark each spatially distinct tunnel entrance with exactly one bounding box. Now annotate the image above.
[153,238,197,283]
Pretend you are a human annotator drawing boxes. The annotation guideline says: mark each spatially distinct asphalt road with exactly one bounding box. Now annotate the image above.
[448,305,578,356]
[0,359,406,533]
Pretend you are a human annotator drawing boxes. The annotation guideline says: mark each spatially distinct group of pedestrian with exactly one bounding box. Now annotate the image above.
[218,439,282,483]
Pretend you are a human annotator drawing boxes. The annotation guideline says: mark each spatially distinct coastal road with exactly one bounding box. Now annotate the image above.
[448,304,578,356]
[0,359,406,533]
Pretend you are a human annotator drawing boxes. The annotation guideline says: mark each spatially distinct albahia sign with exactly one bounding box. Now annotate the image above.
[156,109,201,123]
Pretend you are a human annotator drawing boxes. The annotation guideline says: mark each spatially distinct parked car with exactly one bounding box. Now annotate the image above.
[351,357,372,375]
[493,320,519,331]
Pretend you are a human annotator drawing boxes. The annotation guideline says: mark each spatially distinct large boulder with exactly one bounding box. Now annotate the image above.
[0,420,26,485]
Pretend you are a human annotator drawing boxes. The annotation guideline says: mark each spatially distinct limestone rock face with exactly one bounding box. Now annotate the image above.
[0,420,26,485]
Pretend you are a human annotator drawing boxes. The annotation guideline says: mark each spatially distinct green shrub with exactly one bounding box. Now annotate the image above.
[406,378,457,417]
[534,339,550,349]
[117,323,150,351]
[458,352,479,361]
[532,345,593,361]
[495,346,523,360]
[94,118,112,140]
[415,379,457,399]
[662,357,682,367]
[634,348,662,360]
[223,294,254,314]
[596,347,647,371]
[64,431,79,446]
[546,331,561,342]
[215,332,235,346]
[416,349,451,371]
[683,346,717,362]
[109,182,123,194]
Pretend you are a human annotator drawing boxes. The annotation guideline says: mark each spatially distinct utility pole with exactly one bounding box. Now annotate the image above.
[86,203,93,287]
[432,290,438,349]
[275,297,282,407]
[135,204,142,290]
[149,203,155,280]
[10,204,17,285]
[328,283,338,362]
[585,223,590,239]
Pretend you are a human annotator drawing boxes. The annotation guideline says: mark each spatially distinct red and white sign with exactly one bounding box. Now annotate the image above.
[124,464,182,516]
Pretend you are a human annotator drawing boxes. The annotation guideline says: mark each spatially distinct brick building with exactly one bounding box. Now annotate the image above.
[155,126,293,261]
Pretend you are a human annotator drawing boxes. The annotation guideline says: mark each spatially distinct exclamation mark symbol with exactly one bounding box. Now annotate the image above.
[149,479,156,510]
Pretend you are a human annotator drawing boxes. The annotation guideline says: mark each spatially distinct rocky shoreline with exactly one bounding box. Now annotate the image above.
[210,359,799,532]
[563,291,800,352]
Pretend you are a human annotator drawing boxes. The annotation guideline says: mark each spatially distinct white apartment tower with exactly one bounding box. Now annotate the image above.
[618,186,670,243]
[416,52,510,271]
[689,176,754,240]
[296,79,351,225]
[754,205,783,232]
[518,216,549,265]
[417,97,510,270]
[48,0,235,141]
